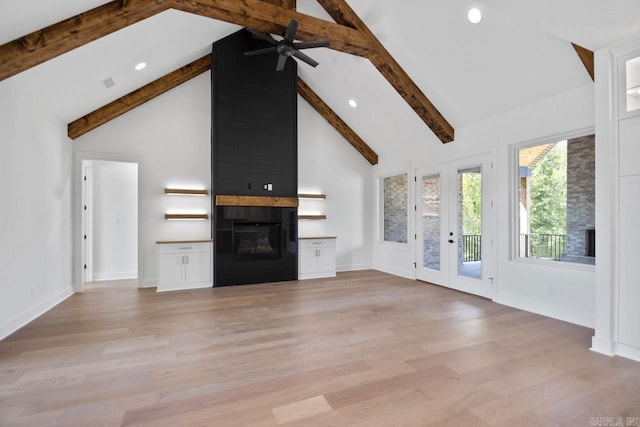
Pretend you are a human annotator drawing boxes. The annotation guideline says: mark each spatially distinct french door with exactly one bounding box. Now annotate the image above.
[415,155,494,298]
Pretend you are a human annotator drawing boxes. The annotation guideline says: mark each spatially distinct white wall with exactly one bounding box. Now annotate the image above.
[73,73,212,288]
[73,72,374,288]
[297,96,373,272]
[372,83,597,327]
[90,160,138,281]
[0,77,74,340]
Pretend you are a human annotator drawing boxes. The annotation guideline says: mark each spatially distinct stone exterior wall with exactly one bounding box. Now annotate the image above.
[421,175,440,270]
[384,174,408,243]
[566,135,595,259]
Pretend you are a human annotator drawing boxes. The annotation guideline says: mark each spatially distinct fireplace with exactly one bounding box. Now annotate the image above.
[233,222,281,260]
[211,30,298,287]
[215,205,297,286]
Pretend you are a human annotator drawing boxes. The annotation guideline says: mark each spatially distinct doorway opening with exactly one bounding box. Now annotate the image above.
[82,160,138,287]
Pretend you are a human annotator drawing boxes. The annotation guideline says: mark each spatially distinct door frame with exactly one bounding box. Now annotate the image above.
[73,151,141,292]
[414,153,497,299]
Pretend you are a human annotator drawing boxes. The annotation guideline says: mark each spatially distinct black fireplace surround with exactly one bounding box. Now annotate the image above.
[215,206,297,286]
[211,29,299,287]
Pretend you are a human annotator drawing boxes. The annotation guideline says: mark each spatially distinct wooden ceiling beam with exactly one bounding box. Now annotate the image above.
[297,78,378,165]
[0,0,171,82]
[260,0,296,9]
[0,0,372,82]
[572,43,595,82]
[171,0,371,57]
[316,0,455,143]
[67,54,377,166]
[68,55,211,139]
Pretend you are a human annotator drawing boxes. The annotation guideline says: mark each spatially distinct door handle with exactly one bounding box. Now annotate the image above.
[448,239,454,244]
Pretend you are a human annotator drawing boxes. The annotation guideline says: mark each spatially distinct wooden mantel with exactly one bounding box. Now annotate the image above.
[215,195,299,207]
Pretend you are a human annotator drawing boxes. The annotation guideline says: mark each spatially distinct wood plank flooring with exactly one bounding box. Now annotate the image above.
[1,270,639,426]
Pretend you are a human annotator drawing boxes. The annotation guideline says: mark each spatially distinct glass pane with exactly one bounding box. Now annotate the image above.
[421,174,440,270]
[517,136,595,265]
[383,174,408,243]
[626,56,640,113]
[458,167,482,279]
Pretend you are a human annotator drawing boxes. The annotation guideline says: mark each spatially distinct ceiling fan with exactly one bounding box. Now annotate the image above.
[244,19,330,71]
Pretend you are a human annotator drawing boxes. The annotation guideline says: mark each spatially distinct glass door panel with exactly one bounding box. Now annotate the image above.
[421,174,441,271]
[457,167,482,280]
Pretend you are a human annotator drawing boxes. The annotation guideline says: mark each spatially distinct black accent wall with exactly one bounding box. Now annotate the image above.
[211,29,299,286]
[212,29,298,198]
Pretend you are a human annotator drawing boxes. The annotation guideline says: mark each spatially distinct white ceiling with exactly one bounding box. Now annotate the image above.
[2,0,640,152]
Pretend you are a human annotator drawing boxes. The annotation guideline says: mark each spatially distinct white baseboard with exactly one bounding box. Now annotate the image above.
[336,263,373,272]
[0,287,74,341]
[494,292,594,328]
[93,271,137,281]
[613,342,640,362]
[138,278,157,288]
[373,264,414,280]
[590,336,616,356]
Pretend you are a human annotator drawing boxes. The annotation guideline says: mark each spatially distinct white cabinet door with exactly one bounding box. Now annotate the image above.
[185,251,212,284]
[158,254,184,286]
[299,248,318,276]
[316,248,336,274]
[619,176,640,348]
[619,116,640,176]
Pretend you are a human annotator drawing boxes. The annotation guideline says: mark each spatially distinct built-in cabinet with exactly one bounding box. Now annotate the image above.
[157,240,212,292]
[617,51,640,351]
[299,237,336,279]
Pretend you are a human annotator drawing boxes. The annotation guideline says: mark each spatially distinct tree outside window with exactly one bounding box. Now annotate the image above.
[517,135,595,264]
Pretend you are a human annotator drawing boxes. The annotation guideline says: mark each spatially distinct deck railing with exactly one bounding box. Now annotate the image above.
[519,233,566,260]
[462,234,482,262]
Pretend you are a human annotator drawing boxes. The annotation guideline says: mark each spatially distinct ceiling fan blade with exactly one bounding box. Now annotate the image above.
[245,27,278,45]
[244,46,278,56]
[276,54,289,71]
[294,40,330,50]
[292,50,319,68]
[283,19,298,44]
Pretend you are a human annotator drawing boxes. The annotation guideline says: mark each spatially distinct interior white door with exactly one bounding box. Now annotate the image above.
[416,154,494,298]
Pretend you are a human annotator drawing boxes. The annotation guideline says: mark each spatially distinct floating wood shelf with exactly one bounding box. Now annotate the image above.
[298,193,326,199]
[298,215,326,220]
[164,213,209,220]
[164,188,209,196]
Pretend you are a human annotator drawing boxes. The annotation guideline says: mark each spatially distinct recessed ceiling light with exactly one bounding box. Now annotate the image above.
[134,62,147,71]
[348,99,357,108]
[468,8,482,24]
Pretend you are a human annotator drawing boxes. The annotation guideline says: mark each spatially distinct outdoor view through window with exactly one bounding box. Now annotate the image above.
[517,134,595,265]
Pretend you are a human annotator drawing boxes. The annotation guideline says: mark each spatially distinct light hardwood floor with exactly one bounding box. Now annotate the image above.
[1,270,639,426]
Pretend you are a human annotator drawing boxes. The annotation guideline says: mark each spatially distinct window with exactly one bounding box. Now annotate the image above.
[383,173,408,243]
[516,133,595,265]
[624,54,640,115]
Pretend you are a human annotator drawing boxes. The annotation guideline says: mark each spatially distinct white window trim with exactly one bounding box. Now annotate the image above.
[510,126,595,270]
[618,49,640,120]
[378,169,410,246]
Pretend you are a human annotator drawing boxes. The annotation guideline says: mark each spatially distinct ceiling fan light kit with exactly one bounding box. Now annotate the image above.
[244,19,330,71]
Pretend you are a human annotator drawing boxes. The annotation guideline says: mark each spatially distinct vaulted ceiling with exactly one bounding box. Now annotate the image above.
[2,0,640,158]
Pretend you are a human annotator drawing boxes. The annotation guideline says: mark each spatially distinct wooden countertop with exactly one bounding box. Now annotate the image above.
[156,238,213,244]
[299,236,337,240]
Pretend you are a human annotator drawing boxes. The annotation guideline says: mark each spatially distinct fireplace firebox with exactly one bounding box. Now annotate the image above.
[233,222,281,260]
[215,206,297,286]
